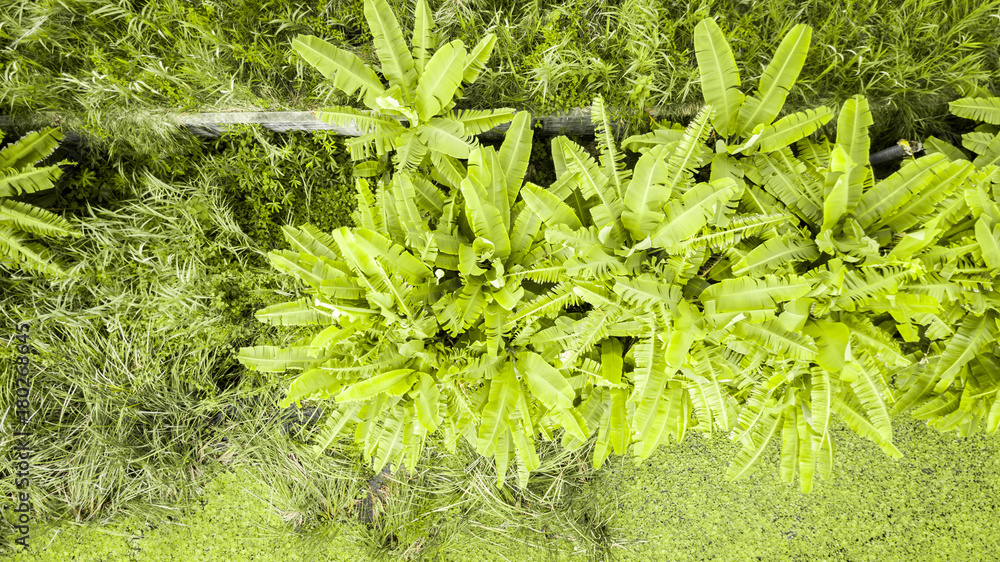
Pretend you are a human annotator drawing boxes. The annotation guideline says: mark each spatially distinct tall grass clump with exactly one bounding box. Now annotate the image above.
[0,140,298,526]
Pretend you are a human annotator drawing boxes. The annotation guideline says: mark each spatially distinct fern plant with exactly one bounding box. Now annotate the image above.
[245,20,1000,495]
[292,0,516,177]
[0,127,80,276]
[622,18,834,195]
[239,111,559,486]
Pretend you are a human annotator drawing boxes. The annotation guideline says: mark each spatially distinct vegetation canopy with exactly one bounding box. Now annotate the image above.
[240,13,1000,494]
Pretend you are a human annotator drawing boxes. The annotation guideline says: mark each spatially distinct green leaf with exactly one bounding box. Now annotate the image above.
[237,345,327,373]
[461,34,497,85]
[651,178,739,248]
[281,367,342,408]
[292,35,386,108]
[413,372,440,432]
[854,153,949,230]
[622,144,670,239]
[417,118,475,159]
[478,364,519,456]
[337,369,415,402]
[411,0,436,76]
[254,297,331,326]
[736,24,812,135]
[977,217,1000,272]
[521,181,582,229]
[949,96,1000,125]
[364,0,417,98]
[516,351,575,410]
[834,95,873,213]
[701,274,812,316]
[694,18,744,136]
[756,107,833,153]
[415,40,467,122]
[600,338,624,386]
[498,111,534,207]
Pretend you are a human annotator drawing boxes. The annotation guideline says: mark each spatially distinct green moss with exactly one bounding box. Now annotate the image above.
[592,415,1000,561]
[3,468,364,561]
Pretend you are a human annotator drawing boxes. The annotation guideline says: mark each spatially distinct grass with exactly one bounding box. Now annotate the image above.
[2,0,999,159]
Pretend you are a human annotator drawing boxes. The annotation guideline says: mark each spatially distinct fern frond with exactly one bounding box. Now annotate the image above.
[0,165,64,197]
[726,402,782,481]
[664,106,713,191]
[680,213,792,253]
[949,96,1000,125]
[731,233,819,276]
[0,199,78,238]
[0,226,66,276]
[833,265,919,312]
[736,24,812,135]
[694,18,743,136]
[392,129,429,172]
[731,318,818,361]
[557,137,621,225]
[292,35,386,108]
[364,0,417,99]
[0,127,63,170]
[842,360,892,442]
[592,94,631,197]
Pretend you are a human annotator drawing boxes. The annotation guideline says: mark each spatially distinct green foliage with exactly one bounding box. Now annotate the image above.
[0,127,81,276]
[246,68,1000,497]
[292,0,516,176]
[624,18,832,172]
[197,126,357,252]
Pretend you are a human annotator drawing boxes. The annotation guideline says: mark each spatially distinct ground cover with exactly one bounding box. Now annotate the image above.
[3,415,998,561]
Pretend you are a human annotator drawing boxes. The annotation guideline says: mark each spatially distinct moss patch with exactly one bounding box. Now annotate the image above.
[3,468,363,562]
[593,415,1000,561]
